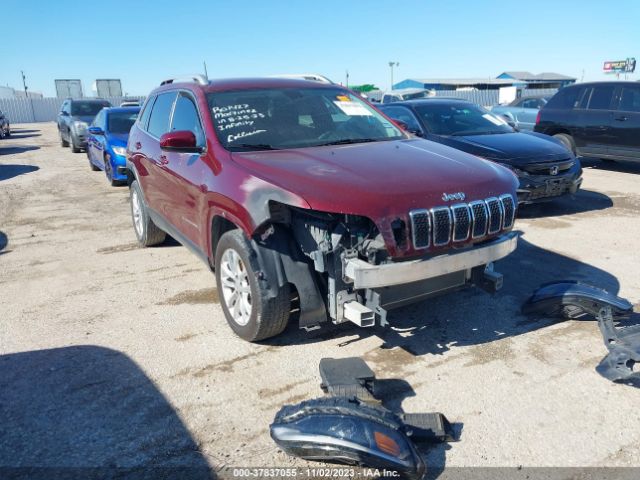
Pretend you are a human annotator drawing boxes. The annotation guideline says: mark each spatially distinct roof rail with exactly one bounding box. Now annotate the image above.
[270,73,334,84]
[160,74,209,86]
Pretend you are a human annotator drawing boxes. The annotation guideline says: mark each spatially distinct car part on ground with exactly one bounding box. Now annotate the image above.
[271,397,426,479]
[271,357,455,479]
[522,281,638,384]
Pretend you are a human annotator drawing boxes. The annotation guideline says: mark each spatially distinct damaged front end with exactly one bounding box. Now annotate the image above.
[253,197,518,331]
[523,281,639,383]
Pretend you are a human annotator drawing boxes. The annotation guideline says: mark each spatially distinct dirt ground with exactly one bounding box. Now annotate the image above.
[1,123,640,478]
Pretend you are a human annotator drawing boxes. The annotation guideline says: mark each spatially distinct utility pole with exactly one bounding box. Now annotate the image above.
[203,61,209,80]
[388,61,399,90]
[21,70,36,123]
[345,70,349,88]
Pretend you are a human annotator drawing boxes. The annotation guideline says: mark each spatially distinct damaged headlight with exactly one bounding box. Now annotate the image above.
[271,397,425,479]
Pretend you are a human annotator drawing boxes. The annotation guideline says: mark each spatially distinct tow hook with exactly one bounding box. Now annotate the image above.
[522,281,638,384]
[472,263,504,293]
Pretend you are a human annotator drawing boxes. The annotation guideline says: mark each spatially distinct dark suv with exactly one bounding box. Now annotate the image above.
[125,76,519,342]
[535,81,640,162]
[57,98,111,152]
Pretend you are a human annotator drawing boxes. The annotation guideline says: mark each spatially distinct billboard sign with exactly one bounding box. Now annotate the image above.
[95,79,123,97]
[603,58,636,74]
[55,79,83,98]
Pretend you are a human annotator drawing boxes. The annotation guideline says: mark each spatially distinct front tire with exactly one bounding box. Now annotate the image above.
[553,133,576,156]
[130,180,166,246]
[215,230,290,342]
[70,131,81,153]
[60,128,69,147]
[87,151,99,171]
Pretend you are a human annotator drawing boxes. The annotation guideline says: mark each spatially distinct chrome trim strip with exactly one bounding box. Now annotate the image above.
[469,200,488,239]
[409,209,431,249]
[430,206,452,247]
[345,232,519,289]
[451,203,471,242]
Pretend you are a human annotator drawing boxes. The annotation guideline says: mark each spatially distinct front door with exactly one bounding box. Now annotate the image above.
[574,85,616,157]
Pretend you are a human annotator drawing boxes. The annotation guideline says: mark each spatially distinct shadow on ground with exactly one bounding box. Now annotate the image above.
[0,164,39,181]
[581,157,640,176]
[5,128,41,139]
[0,346,214,479]
[518,188,612,219]
[0,146,40,156]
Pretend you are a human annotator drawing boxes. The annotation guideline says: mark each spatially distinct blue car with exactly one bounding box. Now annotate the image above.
[86,107,140,185]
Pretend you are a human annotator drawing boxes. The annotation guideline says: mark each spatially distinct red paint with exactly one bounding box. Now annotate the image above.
[128,78,518,261]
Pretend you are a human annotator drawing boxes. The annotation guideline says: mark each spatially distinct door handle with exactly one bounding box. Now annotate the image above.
[135,142,142,149]
[159,155,169,165]
[614,116,628,122]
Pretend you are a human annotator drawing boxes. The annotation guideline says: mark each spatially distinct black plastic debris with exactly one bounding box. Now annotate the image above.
[523,281,639,384]
[270,357,456,480]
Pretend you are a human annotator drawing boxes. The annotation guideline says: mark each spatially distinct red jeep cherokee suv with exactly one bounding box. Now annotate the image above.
[125,76,519,342]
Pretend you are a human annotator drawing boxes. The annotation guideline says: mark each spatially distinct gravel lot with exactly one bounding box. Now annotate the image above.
[1,123,640,477]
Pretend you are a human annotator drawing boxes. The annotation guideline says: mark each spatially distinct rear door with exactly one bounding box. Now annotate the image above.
[608,84,640,161]
[574,85,616,157]
[518,98,544,130]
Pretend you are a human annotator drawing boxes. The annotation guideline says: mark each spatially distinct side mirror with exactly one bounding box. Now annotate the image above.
[87,126,104,135]
[60,111,69,116]
[160,130,202,153]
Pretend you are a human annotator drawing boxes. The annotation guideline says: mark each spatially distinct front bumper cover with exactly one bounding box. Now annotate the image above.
[344,231,518,289]
[516,162,583,203]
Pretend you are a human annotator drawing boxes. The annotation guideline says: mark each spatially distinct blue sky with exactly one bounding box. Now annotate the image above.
[3,0,638,97]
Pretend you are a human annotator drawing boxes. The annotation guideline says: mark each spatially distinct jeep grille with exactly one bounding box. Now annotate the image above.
[410,194,516,249]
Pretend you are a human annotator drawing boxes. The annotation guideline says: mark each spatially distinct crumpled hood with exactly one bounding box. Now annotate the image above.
[230,138,518,218]
[433,131,572,166]
[72,115,98,125]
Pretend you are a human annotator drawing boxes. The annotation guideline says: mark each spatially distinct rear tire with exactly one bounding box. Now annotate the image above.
[87,151,99,171]
[130,180,166,246]
[215,229,290,342]
[553,133,576,156]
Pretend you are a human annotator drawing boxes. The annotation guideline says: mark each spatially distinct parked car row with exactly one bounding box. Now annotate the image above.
[52,78,636,343]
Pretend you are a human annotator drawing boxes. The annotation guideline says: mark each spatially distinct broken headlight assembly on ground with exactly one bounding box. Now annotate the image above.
[270,358,455,479]
[523,281,639,384]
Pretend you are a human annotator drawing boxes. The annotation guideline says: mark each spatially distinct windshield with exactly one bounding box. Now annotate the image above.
[107,111,139,134]
[207,87,404,151]
[71,102,110,116]
[414,103,513,136]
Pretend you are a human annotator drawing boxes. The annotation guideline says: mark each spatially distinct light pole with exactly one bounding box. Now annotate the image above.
[21,70,36,122]
[388,61,399,90]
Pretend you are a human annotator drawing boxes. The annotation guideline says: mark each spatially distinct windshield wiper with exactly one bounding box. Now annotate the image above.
[316,138,379,147]
[230,143,280,151]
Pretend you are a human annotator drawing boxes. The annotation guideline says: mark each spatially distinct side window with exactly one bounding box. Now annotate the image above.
[618,86,640,112]
[546,87,584,110]
[522,99,539,109]
[587,86,615,110]
[382,106,422,132]
[147,92,177,138]
[92,110,103,127]
[170,93,205,146]
[138,95,155,131]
